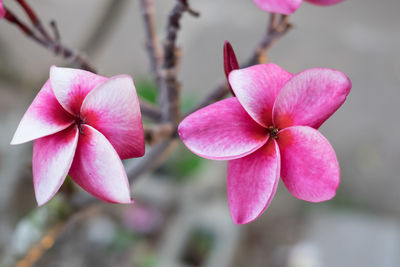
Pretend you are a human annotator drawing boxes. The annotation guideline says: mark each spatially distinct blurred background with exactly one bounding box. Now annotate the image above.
[1,0,400,266]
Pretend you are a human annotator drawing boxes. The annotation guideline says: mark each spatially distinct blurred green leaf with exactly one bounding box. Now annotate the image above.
[161,144,205,182]
[135,78,158,104]
[109,227,138,251]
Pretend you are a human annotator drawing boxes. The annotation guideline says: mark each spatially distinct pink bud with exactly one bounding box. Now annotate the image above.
[223,41,239,80]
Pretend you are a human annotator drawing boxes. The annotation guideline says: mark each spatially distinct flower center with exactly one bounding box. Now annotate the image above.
[268,126,279,139]
[74,116,85,133]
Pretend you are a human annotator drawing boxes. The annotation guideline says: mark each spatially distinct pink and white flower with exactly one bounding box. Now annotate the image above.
[0,0,6,19]
[253,0,345,15]
[11,66,145,206]
[178,63,351,224]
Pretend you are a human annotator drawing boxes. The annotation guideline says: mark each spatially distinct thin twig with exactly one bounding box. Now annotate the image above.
[5,2,97,72]
[15,0,53,42]
[126,139,178,180]
[186,82,231,115]
[144,123,176,145]
[4,9,47,46]
[245,14,292,67]
[139,0,163,89]
[49,21,60,41]
[160,0,198,123]
[140,100,162,121]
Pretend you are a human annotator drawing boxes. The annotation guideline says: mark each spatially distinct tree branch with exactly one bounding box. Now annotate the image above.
[245,14,292,67]
[140,100,162,122]
[139,0,163,90]
[159,0,198,123]
[5,1,97,72]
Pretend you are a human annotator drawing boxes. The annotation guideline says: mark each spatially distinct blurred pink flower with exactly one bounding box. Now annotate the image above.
[11,66,145,206]
[0,0,6,19]
[253,0,345,15]
[122,203,162,234]
[179,63,351,224]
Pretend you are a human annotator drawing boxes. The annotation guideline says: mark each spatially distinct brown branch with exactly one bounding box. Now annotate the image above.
[159,0,198,123]
[4,9,47,46]
[126,139,178,180]
[186,82,231,116]
[5,1,97,72]
[139,0,163,89]
[159,1,185,123]
[245,14,292,67]
[144,123,176,145]
[140,100,162,122]
[6,3,161,121]
[15,0,53,42]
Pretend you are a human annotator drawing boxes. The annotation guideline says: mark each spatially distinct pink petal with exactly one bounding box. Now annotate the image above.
[273,68,351,129]
[81,75,145,159]
[11,80,74,145]
[227,139,280,225]
[33,126,79,206]
[229,64,293,128]
[253,0,303,15]
[277,126,340,202]
[178,98,269,160]
[50,66,107,115]
[0,0,6,19]
[305,0,345,6]
[69,125,131,203]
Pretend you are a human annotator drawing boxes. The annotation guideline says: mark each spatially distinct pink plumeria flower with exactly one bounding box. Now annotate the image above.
[0,0,6,19]
[254,0,345,15]
[11,66,145,206]
[179,63,351,224]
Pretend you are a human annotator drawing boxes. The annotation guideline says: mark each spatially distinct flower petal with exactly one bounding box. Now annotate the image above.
[11,80,74,145]
[50,66,107,115]
[227,139,280,225]
[305,0,345,6]
[178,98,269,160]
[81,75,145,159]
[33,126,79,206]
[69,125,131,203]
[253,0,303,15]
[273,68,351,129]
[229,64,293,127]
[0,0,6,19]
[277,126,340,202]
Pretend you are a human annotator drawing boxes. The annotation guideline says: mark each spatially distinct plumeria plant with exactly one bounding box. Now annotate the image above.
[2,0,350,264]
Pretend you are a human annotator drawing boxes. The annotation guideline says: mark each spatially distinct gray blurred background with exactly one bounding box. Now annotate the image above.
[1,0,400,266]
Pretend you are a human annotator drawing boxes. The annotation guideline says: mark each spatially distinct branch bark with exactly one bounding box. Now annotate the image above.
[5,2,96,72]
[139,0,164,90]
[245,14,292,67]
[159,1,186,123]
